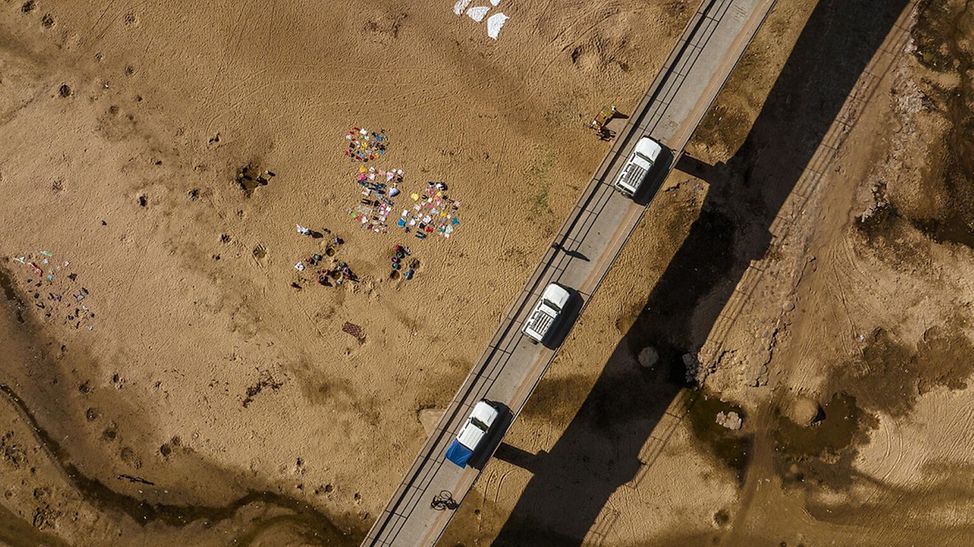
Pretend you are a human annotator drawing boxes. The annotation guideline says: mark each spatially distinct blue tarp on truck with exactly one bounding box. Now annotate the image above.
[445,439,474,467]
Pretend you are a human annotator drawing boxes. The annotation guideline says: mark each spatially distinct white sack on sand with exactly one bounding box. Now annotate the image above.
[453,0,472,15]
[490,0,501,5]
[466,6,490,22]
[486,12,509,39]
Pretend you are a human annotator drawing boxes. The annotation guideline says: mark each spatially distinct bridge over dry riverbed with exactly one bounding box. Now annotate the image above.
[365,0,777,544]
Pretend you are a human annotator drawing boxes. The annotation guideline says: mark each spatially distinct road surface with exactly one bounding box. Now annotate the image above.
[364,0,776,544]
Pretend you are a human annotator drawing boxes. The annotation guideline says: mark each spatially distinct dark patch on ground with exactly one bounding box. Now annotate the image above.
[831,322,974,418]
[693,102,751,153]
[684,390,752,484]
[902,0,974,247]
[772,392,876,490]
[519,373,590,427]
[772,320,974,491]
[855,201,935,270]
[235,163,274,197]
[0,382,358,542]
[912,0,956,72]
[0,266,26,324]
[242,369,284,408]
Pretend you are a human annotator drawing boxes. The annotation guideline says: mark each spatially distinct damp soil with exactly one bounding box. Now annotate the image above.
[771,320,974,491]
[0,278,360,544]
[0,502,68,547]
[829,322,974,418]
[771,392,875,490]
[0,382,356,543]
[683,390,752,484]
[904,0,974,247]
[0,266,26,324]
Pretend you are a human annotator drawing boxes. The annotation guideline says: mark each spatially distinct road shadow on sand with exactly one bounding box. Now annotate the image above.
[493,0,911,544]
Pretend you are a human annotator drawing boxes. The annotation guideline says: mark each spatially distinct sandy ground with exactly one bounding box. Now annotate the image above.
[0,0,696,544]
[445,0,974,545]
[3,0,974,546]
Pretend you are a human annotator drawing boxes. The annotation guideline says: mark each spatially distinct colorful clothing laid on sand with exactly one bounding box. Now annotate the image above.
[345,127,388,162]
[397,184,461,240]
[351,167,403,233]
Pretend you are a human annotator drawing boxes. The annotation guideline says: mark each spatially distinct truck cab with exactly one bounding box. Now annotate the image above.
[445,400,500,467]
[614,136,663,198]
[522,283,571,344]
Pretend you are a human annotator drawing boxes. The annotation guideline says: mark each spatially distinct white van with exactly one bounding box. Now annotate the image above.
[614,137,663,198]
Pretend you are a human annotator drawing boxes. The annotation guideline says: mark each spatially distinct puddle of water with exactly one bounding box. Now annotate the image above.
[772,392,875,490]
[684,390,752,484]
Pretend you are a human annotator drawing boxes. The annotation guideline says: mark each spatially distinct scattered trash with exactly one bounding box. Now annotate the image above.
[10,250,96,331]
[342,321,366,343]
[294,262,306,272]
[344,128,388,162]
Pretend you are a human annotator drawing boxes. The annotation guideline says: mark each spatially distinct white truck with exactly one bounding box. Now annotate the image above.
[445,400,499,467]
[522,283,571,344]
[614,136,663,198]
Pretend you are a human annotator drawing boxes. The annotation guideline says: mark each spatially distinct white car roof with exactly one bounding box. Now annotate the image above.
[541,283,570,309]
[635,137,662,160]
[456,401,499,449]
[470,401,499,425]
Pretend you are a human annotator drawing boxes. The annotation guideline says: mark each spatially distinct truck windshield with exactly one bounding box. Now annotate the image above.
[469,417,489,431]
[542,299,561,312]
[635,152,654,163]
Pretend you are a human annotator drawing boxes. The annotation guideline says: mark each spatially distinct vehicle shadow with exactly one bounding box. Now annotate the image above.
[492,0,911,543]
[469,402,514,471]
[632,147,675,207]
[542,287,585,350]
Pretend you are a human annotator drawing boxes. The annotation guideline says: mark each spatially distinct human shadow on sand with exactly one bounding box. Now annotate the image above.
[493,0,912,544]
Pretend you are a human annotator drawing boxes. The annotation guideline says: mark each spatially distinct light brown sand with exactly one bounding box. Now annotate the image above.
[0,0,697,543]
[4,0,974,545]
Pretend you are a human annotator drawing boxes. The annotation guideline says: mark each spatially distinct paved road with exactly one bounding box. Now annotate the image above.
[364,0,776,545]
